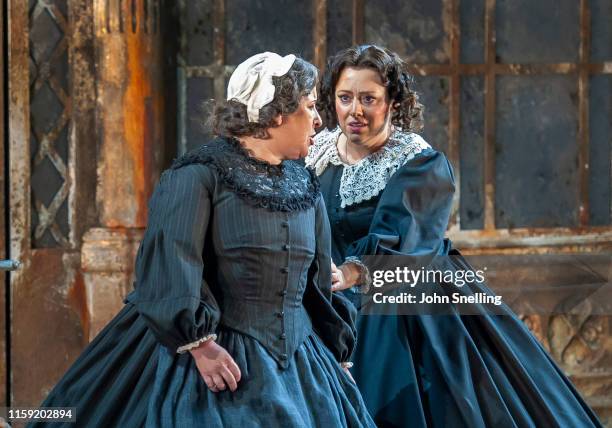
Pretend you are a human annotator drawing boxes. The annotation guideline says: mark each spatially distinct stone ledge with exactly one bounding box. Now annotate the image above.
[81,227,145,339]
[82,227,144,272]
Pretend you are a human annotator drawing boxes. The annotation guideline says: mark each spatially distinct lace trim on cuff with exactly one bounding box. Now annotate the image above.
[176,333,217,354]
[344,257,371,294]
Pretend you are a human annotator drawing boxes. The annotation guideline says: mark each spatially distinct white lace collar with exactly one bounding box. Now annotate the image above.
[305,127,431,207]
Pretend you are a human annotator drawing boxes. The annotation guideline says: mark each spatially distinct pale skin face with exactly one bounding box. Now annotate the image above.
[240,88,322,164]
[334,67,395,163]
[331,68,395,291]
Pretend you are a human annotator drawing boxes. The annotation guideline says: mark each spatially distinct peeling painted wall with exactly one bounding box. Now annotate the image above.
[5,0,612,423]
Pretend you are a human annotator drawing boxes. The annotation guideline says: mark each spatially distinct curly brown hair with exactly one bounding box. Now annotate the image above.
[210,57,318,139]
[318,45,424,133]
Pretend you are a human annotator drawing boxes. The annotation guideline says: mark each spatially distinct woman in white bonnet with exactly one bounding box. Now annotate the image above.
[30,53,375,428]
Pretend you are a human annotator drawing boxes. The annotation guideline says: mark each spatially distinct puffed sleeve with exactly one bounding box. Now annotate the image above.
[345,150,455,278]
[303,195,358,362]
[132,164,221,353]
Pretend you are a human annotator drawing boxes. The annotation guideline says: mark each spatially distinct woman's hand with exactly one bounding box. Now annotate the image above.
[331,262,360,292]
[331,262,347,291]
[190,339,242,392]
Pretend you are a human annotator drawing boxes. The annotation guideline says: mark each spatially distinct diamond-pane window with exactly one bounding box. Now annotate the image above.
[29,0,70,248]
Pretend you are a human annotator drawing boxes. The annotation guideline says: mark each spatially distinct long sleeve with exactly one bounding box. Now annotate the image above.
[303,195,358,362]
[132,164,221,353]
[346,149,455,266]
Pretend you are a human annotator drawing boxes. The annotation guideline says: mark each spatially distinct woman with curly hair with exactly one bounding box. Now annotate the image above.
[307,44,602,428]
[30,52,376,428]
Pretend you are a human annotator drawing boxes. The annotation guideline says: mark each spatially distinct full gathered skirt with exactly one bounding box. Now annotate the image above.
[30,303,375,428]
[348,253,603,428]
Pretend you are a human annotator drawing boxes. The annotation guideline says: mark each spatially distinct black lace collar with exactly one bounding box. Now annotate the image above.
[171,137,320,212]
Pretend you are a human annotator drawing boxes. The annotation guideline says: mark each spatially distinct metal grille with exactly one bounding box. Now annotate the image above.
[177,0,612,250]
[29,0,71,248]
[361,0,612,250]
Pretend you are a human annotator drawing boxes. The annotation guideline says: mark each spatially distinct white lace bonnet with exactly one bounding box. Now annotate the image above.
[227,52,296,123]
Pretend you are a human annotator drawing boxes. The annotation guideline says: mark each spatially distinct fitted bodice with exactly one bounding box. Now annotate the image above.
[207,189,317,365]
[128,137,357,370]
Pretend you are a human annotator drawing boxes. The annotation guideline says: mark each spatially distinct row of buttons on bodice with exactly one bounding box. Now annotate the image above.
[278,218,290,361]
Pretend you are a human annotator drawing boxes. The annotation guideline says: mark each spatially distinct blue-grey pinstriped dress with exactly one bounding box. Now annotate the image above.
[30,137,375,428]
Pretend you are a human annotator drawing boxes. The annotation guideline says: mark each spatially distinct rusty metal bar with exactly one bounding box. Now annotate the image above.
[598,62,612,73]
[176,0,186,68]
[181,61,612,79]
[459,243,612,255]
[188,61,612,79]
[498,63,576,74]
[483,0,496,231]
[313,0,327,71]
[449,227,612,252]
[8,0,32,403]
[46,2,69,33]
[447,0,461,231]
[185,64,234,78]
[352,0,364,45]
[177,0,187,154]
[213,0,225,66]
[212,0,226,102]
[31,38,68,93]
[578,0,590,226]
[9,0,32,255]
[406,62,612,77]
[68,0,98,249]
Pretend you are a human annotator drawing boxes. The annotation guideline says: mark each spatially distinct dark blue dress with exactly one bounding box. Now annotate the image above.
[307,127,603,428]
[30,138,375,428]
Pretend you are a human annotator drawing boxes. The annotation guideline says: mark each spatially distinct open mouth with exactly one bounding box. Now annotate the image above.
[347,121,366,132]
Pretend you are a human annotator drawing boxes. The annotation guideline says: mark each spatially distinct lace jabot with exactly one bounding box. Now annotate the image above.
[305,127,431,207]
[171,137,320,212]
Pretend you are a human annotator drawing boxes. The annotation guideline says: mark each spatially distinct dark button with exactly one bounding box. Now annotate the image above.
[278,290,288,296]
[276,311,284,318]
[279,354,288,361]
[283,244,290,251]
[281,267,289,273]
[279,333,287,340]
[281,221,289,228]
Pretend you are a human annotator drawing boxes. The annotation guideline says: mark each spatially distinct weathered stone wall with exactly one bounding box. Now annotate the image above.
[5,2,611,425]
